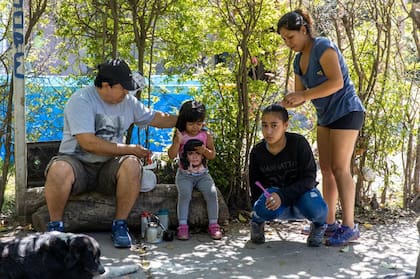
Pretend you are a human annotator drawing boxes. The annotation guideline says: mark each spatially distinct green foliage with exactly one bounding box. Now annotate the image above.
[0,0,418,213]
[154,154,178,184]
[1,175,15,216]
[48,0,419,209]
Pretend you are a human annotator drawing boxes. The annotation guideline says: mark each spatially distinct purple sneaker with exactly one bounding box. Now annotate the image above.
[301,221,340,237]
[324,221,340,237]
[325,224,360,246]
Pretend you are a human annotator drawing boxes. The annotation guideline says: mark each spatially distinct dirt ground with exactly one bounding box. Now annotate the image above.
[1,211,419,279]
[70,216,418,279]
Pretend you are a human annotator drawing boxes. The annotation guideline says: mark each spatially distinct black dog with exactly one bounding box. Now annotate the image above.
[0,231,105,279]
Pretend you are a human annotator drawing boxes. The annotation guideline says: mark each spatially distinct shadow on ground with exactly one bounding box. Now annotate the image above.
[87,218,418,279]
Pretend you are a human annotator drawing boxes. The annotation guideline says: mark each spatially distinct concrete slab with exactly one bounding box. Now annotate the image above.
[90,219,418,279]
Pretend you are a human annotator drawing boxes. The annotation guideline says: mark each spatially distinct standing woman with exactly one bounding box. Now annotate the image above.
[277,9,365,246]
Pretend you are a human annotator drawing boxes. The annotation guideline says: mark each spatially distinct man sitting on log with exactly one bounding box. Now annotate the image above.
[43,59,177,248]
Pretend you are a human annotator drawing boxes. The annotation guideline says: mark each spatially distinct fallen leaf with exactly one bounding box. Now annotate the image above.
[134,246,147,254]
[363,223,373,229]
[238,213,248,223]
[141,260,150,269]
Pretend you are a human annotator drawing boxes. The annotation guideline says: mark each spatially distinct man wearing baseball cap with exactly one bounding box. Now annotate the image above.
[96,59,144,91]
[43,58,177,248]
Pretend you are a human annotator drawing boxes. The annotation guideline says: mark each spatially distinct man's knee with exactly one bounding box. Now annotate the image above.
[118,155,141,177]
[45,160,74,185]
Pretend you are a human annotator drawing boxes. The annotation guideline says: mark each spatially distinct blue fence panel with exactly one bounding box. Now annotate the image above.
[0,75,200,161]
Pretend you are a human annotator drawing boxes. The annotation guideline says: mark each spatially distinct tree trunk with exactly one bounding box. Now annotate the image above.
[415,126,420,193]
[0,82,14,210]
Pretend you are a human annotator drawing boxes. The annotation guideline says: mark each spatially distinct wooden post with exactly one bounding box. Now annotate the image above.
[12,0,26,217]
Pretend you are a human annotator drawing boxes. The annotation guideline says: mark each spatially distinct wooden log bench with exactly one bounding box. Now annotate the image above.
[28,184,230,232]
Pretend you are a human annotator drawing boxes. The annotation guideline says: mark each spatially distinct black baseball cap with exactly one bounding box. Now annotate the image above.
[97,59,141,91]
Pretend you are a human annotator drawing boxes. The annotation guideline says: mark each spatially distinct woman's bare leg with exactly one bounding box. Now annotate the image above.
[317,126,338,225]
[329,128,359,228]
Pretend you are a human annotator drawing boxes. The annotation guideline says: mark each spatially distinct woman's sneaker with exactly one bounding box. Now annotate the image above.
[208,223,222,240]
[324,221,340,237]
[177,224,189,240]
[301,221,339,237]
[250,221,265,244]
[325,224,360,246]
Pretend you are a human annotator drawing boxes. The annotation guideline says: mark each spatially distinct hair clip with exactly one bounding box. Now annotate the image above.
[192,100,201,109]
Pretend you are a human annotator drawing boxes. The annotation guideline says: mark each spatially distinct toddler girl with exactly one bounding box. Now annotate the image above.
[168,100,222,240]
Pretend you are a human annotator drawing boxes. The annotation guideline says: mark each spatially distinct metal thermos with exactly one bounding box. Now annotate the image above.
[157,208,169,230]
[141,211,150,239]
[146,222,162,243]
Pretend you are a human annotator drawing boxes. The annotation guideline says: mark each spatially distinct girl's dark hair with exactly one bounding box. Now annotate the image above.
[262,104,289,122]
[277,9,314,38]
[175,100,206,132]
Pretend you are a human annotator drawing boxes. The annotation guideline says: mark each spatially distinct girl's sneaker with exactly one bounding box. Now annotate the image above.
[208,223,222,240]
[250,221,265,244]
[307,223,327,247]
[325,224,360,246]
[177,224,189,240]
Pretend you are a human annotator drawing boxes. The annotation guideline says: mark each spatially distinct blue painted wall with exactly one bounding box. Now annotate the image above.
[0,75,199,160]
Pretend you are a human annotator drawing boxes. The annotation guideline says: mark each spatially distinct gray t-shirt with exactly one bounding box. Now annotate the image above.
[59,85,156,163]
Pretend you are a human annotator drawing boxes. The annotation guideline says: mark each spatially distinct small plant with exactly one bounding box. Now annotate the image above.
[153,153,178,184]
[1,175,16,218]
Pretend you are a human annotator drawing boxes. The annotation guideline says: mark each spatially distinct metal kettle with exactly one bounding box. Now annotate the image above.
[145,221,163,243]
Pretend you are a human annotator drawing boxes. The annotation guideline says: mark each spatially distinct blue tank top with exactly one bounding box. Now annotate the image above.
[293,37,365,126]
